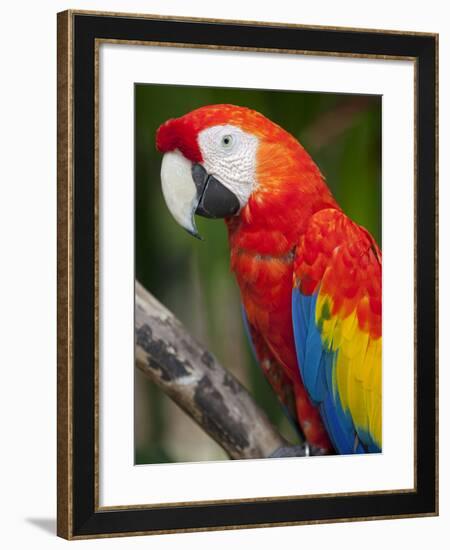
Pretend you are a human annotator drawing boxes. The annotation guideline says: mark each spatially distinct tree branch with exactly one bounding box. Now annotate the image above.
[135,281,293,460]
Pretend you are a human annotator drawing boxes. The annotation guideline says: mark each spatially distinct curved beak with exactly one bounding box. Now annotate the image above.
[160,150,201,238]
[160,150,240,239]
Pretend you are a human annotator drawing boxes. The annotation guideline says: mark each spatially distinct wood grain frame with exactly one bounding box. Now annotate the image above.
[57,10,438,539]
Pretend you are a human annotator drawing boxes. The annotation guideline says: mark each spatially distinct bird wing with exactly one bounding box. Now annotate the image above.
[291,208,382,453]
[242,310,300,435]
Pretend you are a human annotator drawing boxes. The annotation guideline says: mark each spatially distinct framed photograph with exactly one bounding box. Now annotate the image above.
[57,10,438,539]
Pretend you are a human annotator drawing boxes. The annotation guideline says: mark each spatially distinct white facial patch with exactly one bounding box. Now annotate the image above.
[197,124,259,209]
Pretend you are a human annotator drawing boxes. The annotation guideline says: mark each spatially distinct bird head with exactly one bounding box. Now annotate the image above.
[156,104,334,240]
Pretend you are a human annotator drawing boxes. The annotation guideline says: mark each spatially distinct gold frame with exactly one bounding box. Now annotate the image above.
[57,10,439,539]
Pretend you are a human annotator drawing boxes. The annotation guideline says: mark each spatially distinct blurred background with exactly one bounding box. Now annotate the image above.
[135,84,381,465]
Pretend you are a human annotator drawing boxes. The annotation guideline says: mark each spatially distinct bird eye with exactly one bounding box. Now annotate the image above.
[221,134,234,149]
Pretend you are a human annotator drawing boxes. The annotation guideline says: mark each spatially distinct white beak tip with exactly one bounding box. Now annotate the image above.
[187,228,204,240]
[160,150,203,238]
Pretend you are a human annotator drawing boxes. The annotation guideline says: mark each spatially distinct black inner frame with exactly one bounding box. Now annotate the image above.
[72,14,437,536]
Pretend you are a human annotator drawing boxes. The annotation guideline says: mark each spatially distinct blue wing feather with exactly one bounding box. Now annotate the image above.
[292,287,366,454]
[241,305,257,360]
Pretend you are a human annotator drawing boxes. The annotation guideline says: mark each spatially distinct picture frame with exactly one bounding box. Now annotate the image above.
[57,10,438,539]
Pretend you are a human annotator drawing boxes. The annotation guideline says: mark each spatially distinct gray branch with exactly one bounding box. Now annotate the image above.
[135,281,295,460]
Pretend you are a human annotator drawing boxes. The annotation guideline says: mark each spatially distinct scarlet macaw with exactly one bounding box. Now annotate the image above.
[156,104,381,455]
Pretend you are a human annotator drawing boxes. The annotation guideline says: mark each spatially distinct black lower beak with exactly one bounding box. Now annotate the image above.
[191,164,240,219]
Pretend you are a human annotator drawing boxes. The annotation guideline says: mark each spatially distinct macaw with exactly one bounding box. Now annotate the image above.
[156,104,381,455]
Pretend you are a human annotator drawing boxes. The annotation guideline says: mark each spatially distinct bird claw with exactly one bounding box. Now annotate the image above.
[268,444,309,458]
[269,443,329,458]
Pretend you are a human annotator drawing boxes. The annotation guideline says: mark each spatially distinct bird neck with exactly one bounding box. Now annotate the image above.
[226,142,339,258]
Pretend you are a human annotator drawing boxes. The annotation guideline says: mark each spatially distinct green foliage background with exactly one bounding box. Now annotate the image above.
[135,84,381,464]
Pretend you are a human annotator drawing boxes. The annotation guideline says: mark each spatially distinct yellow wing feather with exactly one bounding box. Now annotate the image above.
[318,289,382,449]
